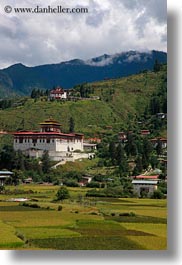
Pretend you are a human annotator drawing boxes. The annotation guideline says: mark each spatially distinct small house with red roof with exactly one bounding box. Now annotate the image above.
[50,87,67,100]
[132,175,160,197]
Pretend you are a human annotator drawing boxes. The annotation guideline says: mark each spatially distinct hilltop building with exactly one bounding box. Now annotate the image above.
[13,118,93,161]
[49,87,67,100]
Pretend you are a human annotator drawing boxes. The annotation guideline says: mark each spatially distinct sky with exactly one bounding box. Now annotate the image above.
[0,0,167,69]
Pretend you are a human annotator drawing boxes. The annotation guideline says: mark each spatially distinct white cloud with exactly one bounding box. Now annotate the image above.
[0,0,167,68]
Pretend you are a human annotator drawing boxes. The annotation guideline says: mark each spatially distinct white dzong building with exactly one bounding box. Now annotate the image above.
[13,118,85,161]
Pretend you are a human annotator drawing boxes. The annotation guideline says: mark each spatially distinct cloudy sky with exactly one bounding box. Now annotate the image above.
[0,0,167,69]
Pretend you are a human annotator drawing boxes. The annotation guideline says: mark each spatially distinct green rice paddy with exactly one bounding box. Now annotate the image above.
[0,185,167,250]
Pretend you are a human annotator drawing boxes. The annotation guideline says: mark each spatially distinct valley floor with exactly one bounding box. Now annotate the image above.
[0,185,167,250]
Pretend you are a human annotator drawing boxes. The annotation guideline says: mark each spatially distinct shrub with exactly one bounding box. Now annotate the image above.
[58,205,63,211]
[119,212,136,217]
[21,202,40,208]
[129,211,136,217]
[86,182,100,188]
[119,212,130,217]
[151,190,164,199]
[56,187,70,201]
[111,212,116,216]
[90,212,98,215]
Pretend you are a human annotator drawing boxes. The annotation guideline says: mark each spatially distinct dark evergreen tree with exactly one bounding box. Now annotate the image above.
[41,150,51,174]
[69,117,75,133]
[125,133,138,156]
[116,143,128,176]
[31,88,37,98]
[0,145,16,170]
[156,139,163,156]
[142,137,153,161]
[109,141,116,165]
[150,154,158,169]
[80,84,85,98]
[142,153,149,170]
[133,156,143,176]
[153,59,161,72]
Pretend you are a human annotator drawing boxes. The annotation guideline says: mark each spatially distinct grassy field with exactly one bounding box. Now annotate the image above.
[0,184,167,250]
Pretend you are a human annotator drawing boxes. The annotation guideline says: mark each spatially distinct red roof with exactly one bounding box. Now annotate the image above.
[135,175,159,179]
[151,137,167,142]
[50,87,65,94]
[13,131,83,138]
[87,138,101,143]
[140,130,150,135]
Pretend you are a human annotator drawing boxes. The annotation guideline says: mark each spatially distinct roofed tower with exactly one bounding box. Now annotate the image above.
[39,118,62,133]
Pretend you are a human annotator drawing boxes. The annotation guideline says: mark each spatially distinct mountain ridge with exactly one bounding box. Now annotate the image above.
[0,50,167,98]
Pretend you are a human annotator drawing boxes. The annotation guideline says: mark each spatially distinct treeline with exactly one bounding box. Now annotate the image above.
[97,133,166,179]
[73,83,95,98]
[30,88,49,98]
[0,98,28,110]
[147,65,167,115]
[0,146,52,184]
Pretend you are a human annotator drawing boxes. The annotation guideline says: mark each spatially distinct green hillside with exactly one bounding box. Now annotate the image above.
[0,65,166,137]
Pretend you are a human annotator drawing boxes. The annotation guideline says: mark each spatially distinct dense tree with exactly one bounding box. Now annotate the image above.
[69,117,75,133]
[150,154,159,169]
[153,59,161,72]
[56,186,70,201]
[142,137,153,161]
[0,145,16,170]
[133,156,143,176]
[41,150,51,174]
[156,139,163,156]
[14,150,25,171]
[108,141,116,165]
[125,133,138,157]
[31,88,47,99]
[149,96,161,115]
[116,143,128,176]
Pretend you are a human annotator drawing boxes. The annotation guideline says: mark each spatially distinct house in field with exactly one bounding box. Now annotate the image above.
[13,118,95,162]
[132,175,160,197]
[0,170,13,186]
[49,87,67,100]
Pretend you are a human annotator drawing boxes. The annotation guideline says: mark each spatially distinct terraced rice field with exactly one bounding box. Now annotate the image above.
[0,185,167,250]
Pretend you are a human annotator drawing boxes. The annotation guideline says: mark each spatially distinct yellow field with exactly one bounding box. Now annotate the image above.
[0,221,24,249]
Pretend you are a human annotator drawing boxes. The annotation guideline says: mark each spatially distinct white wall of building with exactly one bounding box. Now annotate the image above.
[14,137,84,152]
[50,92,67,99]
